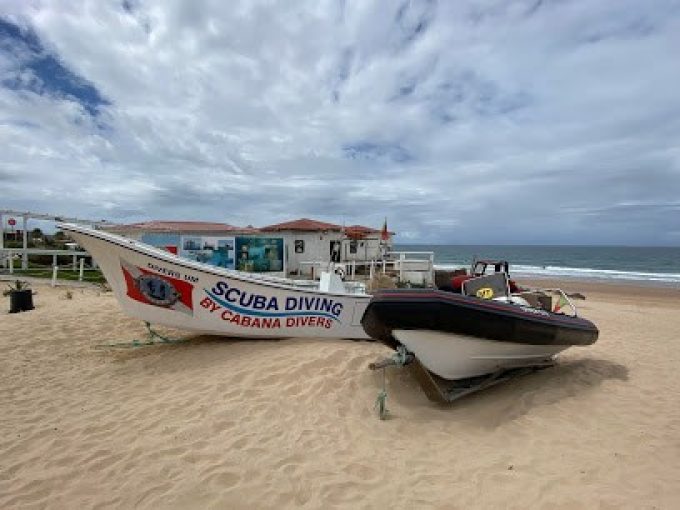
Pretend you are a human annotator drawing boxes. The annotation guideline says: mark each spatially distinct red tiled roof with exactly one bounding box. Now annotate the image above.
[105,221,258,233]
[104,218,393,236]
[345,224,380,234]
[344,224,395,239]
[259,218,343,232]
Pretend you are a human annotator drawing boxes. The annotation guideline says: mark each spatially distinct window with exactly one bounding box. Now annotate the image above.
[294,240,304,253]
[349,240,358,254]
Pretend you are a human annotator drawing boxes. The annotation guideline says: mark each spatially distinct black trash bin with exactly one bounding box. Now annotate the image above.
[9,289,34,313]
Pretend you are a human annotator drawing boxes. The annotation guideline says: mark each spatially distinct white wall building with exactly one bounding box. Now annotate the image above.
[258,218,393,277]
[104,218,394,279]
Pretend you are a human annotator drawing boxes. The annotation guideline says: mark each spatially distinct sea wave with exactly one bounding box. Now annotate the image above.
[433,263,680,283]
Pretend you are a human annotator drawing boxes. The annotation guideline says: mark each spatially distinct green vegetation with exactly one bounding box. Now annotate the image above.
[2,279,30,296]
[1,229,73,249]
[2,229,101,283]
[4,268,108,284]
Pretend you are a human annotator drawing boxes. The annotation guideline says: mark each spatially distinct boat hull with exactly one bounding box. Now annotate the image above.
[60,225,371,339]
[394,329,567,379]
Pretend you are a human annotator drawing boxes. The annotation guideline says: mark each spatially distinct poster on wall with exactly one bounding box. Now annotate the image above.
[141,233,181,254]
[180,236,235,269]
[235,237,284,272]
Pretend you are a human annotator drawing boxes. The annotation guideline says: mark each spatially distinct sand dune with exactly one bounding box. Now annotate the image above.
[1,283,679,509]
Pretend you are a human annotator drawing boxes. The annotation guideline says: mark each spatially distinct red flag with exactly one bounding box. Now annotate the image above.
[380,218,389,242]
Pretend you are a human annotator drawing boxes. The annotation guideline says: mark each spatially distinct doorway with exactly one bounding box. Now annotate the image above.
[329,240,341,262]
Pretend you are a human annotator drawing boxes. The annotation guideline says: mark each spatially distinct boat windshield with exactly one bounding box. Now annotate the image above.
[513,288,578,317]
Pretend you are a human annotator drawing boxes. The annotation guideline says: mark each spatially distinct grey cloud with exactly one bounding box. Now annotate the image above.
[0,168,15,181]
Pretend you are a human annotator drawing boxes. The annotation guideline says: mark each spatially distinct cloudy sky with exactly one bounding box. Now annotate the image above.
[1,0,679,245]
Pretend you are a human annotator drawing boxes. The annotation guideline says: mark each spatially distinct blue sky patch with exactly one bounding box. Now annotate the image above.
[0,17,109,116]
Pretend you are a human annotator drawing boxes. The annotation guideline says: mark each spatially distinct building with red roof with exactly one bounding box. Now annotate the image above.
[105,220,258,235]
[104,221,258,260]
[259,218,343,232]
[258,218,393,274]
[104,217,394,276]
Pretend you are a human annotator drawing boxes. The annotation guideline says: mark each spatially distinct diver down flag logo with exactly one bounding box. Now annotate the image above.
[121,260,194,315]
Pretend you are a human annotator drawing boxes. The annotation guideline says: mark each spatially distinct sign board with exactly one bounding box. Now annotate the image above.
[140,233,285,273]
[180,236,236,269]
[235,237,284,272]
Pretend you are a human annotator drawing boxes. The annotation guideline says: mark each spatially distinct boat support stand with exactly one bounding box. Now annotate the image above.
[409,359,555,404]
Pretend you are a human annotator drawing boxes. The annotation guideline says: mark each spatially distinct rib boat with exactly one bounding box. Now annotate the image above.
[362,270,599,402]
[58,223,371,339]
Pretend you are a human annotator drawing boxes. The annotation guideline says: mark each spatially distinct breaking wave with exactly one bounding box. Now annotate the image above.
[433,263,680,284]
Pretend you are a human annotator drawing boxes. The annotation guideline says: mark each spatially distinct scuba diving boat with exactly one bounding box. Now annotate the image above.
[362,262,599,402]
[58,223,371,339]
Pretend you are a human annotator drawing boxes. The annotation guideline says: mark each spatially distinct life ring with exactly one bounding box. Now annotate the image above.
[334,266,346,280]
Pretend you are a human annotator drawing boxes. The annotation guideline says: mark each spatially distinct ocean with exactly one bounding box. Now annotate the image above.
[394,245,680,285]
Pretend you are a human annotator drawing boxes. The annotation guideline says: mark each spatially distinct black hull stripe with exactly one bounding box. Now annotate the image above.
[372,291,596,330]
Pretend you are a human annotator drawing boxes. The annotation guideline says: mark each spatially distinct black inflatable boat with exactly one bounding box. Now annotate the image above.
[361,272,599,401]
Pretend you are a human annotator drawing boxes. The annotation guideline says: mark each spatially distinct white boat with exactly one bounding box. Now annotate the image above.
[59,223,371,339]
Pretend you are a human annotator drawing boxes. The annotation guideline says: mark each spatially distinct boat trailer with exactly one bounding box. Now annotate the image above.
[369,348,555,411]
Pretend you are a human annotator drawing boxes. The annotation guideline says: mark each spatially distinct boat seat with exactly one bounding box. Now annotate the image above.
[319,271,346,294]
[516,291,552,311]
[461,273,510,300]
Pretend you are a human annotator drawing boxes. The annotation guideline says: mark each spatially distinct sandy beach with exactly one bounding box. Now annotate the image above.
[1,280,679,509]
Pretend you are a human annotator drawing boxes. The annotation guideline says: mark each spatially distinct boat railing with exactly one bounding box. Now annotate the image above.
[297,250,435,286]
[210,266,366,294]
[516,288,579,317]
[546,288,578,317]
[226,270,326,289]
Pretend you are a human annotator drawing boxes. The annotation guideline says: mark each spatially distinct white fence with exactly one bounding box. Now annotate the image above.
[298,250,435,286]
[0,248,97,285]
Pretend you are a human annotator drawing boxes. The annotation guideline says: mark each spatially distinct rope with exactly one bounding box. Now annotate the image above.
[374,388,388,420]
[373,346,412,420]
[94,321,188,349]
[374,367,389,420]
